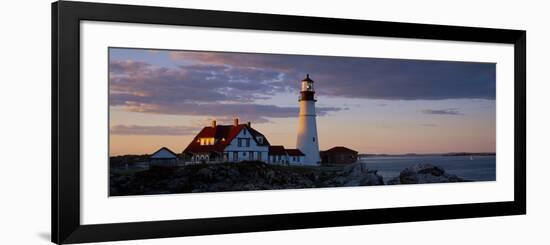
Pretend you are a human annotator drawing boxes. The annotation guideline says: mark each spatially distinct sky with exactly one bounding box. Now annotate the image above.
[109,47,496,156]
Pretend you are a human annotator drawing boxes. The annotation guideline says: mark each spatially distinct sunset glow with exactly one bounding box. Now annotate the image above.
[109,48,496,156]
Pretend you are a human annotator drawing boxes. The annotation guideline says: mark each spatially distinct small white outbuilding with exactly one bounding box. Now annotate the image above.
[149,147,178,167]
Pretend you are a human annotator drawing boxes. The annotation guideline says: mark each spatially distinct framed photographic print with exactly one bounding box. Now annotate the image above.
[52,1,526,244]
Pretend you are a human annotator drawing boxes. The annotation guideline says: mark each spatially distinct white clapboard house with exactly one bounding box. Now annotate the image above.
[182,119,271,163]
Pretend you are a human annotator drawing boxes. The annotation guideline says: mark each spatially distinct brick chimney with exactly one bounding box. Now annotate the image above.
[233,117,239,126]
[212,120,216,128]
[247,121,251,127]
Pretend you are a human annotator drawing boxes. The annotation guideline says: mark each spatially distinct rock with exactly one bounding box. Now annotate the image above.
[264,169,276,182]
[359,173,384,186]
[110,161,388,196]
[329,162,385,186]
[196,168,214,180]
[343,162,369,177]
[387,163,465,185]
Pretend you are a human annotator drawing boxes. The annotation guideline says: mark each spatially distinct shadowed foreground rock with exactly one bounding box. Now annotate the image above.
[110,161,384,196]
[110,162,468,196]
[323,162,384,186]
[387,163,466,185]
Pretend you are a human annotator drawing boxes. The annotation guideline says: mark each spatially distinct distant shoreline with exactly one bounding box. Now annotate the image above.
[359,152,496,157]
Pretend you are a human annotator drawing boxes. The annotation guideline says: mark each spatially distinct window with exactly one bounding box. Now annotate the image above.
[249,151,254,160]
[257,152,262,160]
[257,137,263,144]
[199,138,214,145]
[237,138,250,147]
[312,137,315,142]
[243,129,247,135]
[233,152,238,161]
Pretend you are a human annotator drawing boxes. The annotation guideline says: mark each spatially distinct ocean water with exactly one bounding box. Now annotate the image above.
[359,155,496,182]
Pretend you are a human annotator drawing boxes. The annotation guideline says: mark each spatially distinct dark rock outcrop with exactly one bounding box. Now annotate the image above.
[110,161,467,196]
[110,161,384,196]
[387,163,466,185]
[322,162,384,186]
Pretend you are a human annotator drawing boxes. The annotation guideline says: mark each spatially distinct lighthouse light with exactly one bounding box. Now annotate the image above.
[301,82,314,92]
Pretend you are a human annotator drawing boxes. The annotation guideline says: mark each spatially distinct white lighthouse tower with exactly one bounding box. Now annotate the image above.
[296,74,321,165]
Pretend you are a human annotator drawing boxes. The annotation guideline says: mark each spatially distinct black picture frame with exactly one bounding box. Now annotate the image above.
[52,1,526,244]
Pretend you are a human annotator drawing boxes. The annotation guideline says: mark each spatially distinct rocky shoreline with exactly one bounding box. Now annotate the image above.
[387,163,466,185]
[110,161,466,196]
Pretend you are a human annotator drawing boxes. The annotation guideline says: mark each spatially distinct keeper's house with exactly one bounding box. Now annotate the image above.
[182,118,270,163]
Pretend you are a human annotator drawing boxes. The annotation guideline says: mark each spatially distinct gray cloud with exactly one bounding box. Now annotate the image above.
[109,61,286,105]
[110,125,201,136]
[110,60,151,74]
[109,60,342,123]
[119,101,342,123]
[422,108,462,115]
[168,50,496,100]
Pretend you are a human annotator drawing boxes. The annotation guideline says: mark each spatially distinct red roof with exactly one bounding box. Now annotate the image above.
[321,146,358,154]
[183,124,269,154]
[285,149,305,156]
[269,145,286,155]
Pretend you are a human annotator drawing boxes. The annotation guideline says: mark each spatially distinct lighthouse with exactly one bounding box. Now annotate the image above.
[296,74,321,165]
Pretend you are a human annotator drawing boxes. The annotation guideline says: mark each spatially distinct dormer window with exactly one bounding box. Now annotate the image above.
[257,136,263,144]
[199,137,215,145]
